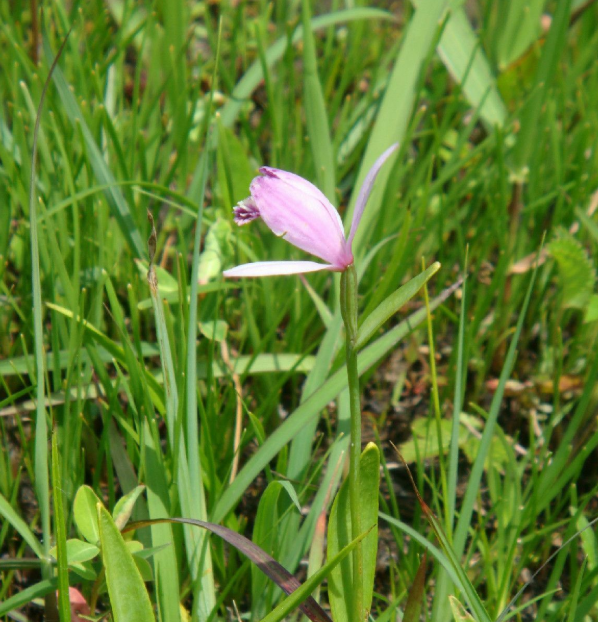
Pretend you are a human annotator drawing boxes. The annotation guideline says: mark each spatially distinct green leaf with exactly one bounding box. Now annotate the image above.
[348,0,449,254]
[199,320,229,342]
[327,443,380,622]
[356,262,440,349]
[403,473,492,622]
[135,260,179,294]
[449,596,476,622]
[548,230,596,310]
[0,492,44,559]
[98,504,155,622]
[197,218,234,284]
[113,486,146,531]
[73,486,103,545]
[584,294,598,324]
[49,539,100,564]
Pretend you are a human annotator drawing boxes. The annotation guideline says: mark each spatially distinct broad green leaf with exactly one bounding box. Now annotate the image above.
[113,485,146,531]
[327,443,380,622]
[135,260,179,294]
[74,486,102,545]
[197,218,235,284]
[199,320,229,342]
[356,262,440,349]
[251,482,295,620]
[548,230,596,310]
[584,294,598,324]
[495,0,546,69]
[98,504,155,622]
[49,539,100,564]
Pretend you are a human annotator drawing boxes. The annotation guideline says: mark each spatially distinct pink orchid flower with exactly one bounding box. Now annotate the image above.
[223,143,398,278]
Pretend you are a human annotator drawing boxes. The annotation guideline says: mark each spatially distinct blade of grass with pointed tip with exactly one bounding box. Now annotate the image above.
[98,505,155,622]
[0,579,58,617]
[302,0,335,201]
[510,0,573,176]
[212,280,461,524]
[0,493,44,558]
[433,7,507,128]
[356,262,440,349]
[41,30,146,258]
[146,214,215,619]
[51,430,71,622]
[29,19,73,620]
[348,0,449,255]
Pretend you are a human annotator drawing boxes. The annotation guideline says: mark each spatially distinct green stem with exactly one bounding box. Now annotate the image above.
[340,265,363,622]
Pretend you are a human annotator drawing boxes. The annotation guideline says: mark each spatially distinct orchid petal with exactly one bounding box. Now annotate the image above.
[223,261,333,278]
[347,143,399,245]
[250,170,352,268]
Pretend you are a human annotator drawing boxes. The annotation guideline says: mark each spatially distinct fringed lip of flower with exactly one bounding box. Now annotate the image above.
[223,143,399,278]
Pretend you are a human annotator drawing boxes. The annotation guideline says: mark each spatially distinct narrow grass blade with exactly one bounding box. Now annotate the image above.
[0,493,44,558]
[301,0,335,201]
[29,19,73,619]
[0,579,58,617]
[348,0,449,253]
[510,0,573,176]
[98,505,155,622]
[41,29,146,258]
[356,262,440,349]
[51,430,71,622]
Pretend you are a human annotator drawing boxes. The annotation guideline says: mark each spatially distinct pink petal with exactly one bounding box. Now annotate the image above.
[223,261,333,278]
[347,143,399,245]
[250,169,352,269]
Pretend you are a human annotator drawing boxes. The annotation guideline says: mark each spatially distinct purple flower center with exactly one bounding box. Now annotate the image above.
[233,197,260,225]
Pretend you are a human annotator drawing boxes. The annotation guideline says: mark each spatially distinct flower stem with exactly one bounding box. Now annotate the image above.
[340,265,363,622]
